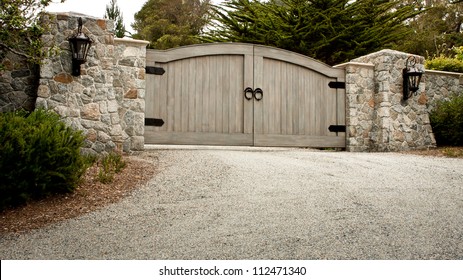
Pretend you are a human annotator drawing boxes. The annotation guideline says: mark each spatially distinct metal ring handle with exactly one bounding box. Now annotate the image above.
[254,88,263,101]
[244,87,254,100]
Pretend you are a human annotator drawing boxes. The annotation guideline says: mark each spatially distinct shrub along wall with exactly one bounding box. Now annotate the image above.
[35,13,148,155]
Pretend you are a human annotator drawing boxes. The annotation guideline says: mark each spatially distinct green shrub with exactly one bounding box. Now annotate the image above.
[97,152,127,184]
[425,47,463,73]
[0,109,91,211]
[429,94,463,147]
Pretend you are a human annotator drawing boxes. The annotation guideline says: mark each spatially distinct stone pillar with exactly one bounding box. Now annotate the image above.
[342,49,435,152]
[114,38,149,152]
[36,13,148,155]
[335,62,375,152]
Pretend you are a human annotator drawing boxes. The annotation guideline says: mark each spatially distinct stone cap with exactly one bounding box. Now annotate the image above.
[334,62,375,69]
[114,38,150,47]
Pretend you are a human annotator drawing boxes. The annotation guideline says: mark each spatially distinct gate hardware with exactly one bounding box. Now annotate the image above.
[254,88,263,101]
[244,87,254,100]
[328,125,346,133]
[145,118,165,127]
[244,87,264,101]
[328,81,345,89]
[146,66,166,75]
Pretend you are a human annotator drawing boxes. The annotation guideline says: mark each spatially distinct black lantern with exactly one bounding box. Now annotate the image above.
[403,56,424,100]
[68,18,92,76]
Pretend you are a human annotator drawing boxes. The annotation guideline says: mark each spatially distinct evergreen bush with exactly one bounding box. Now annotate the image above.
[429,93,463,147]
[426,47,463,73]
[0,109,90,210]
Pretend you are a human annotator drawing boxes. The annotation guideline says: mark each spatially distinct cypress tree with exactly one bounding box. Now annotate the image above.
[104,0,127,38]
[203,0,420,65]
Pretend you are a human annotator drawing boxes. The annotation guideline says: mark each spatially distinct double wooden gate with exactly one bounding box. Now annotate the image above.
[145,43,346,148]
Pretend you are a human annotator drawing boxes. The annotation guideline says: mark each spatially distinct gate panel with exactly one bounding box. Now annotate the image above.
[253,46,345,147]
[145,44,254,145]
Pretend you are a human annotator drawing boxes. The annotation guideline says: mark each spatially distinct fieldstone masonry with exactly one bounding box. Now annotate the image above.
[2,14,462,153]
[35,13,148,155]
[0,52,39,112]
[425,70,463,112]
[337,49,462,152]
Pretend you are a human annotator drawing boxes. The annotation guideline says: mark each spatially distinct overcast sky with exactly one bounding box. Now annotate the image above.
[46,0,223,34]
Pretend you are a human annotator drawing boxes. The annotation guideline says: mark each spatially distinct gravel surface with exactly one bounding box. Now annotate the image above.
[1,147,462,259]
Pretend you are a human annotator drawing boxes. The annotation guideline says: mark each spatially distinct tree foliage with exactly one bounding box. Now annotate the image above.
[104,0,126,38]
[202,0,421,65]
[400,0,463,58]
[425,46,463,72]
[0,0,64,69]
[132,0,211,49]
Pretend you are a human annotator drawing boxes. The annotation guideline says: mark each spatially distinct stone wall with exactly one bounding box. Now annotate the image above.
[0,52,39,112]
[36,13,148,155]
[425,70,463,112]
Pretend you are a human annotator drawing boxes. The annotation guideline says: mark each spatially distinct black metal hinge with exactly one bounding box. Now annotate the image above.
[146,66,165,75]
[328,125,346,133]
[145,118,165,127]
[328,81,345,89]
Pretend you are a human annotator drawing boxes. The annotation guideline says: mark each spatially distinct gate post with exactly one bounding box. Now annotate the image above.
[338,49,436,152]
[335,62,375,152]
[36,13,149,155]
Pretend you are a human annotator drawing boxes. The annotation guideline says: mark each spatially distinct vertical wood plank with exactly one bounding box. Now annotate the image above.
[196,57,206,132]
[243,53,254,135]
[202,56,210,132]
[173,60,182,131]
[167,61,175,132]
[188,58,196,132]
[181,59,189,132]
[208,57,217,133]
[158,63,168,132]
[215,56,224,133]
[222,56,231,133]
[253,53,264,136]
[280,62,287,135]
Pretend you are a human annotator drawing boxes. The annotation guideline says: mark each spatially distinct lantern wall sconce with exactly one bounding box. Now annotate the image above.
[68,18,92,76]
[403,56,424,101]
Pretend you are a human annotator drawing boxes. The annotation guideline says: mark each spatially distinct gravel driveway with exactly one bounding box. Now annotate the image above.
[1,147,462,259]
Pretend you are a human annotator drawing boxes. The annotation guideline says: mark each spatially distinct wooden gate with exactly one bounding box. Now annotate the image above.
[145,43,345,148]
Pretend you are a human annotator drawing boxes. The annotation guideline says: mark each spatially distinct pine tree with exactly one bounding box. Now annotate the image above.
[104,0,126,38]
